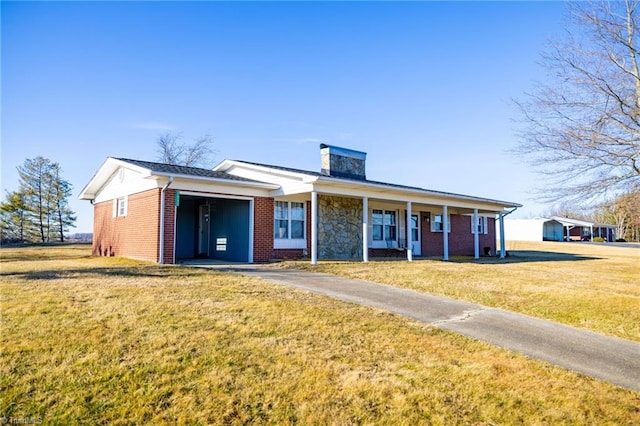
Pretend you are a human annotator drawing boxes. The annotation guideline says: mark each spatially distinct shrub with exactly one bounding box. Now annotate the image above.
[593,237,605,243]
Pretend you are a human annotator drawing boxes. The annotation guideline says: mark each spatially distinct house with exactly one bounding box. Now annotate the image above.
[499,218,565,242]
[501,217,617,242]
[79,144,522,264]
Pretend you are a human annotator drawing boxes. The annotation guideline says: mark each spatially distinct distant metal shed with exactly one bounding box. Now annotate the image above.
[501,218,565,242]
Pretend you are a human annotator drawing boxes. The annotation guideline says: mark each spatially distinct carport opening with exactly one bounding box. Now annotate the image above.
[175,195,250,262]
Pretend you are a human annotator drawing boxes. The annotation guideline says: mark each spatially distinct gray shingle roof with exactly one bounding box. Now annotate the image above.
[232,160,515,204]
[116,158,260,183]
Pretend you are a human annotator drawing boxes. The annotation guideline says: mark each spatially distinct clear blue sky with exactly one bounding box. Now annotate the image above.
[2,1,566,234]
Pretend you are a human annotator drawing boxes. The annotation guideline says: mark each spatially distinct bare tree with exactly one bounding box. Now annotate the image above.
[515,0,640,203]
[156,132,216,167]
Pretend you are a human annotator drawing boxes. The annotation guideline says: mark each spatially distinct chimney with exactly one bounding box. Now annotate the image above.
[320,144,367,180]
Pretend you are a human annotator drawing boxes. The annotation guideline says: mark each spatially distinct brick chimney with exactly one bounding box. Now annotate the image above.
[320,144,367,180]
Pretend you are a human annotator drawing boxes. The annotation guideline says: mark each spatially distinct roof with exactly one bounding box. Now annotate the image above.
[114,158,260,183]
[78,157,276,200]
[80,156,522,210]
[550,216,616,228]
[228,160,523,208]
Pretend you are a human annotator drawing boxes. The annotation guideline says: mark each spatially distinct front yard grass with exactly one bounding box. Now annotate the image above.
[1,244,639,424]
[284,241,640,342]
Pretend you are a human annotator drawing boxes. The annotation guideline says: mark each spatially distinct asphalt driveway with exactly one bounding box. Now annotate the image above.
[197,264,640,392]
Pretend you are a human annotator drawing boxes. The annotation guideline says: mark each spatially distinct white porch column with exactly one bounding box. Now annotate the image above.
[362,197,369,262]
[473,208,479,259]
[311,191,318,265]
[590,225,593,242]
[499,211,506,258]
[443,205,449,261]
[406,201,413,261]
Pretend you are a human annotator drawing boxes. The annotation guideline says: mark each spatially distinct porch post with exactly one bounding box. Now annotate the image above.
[499,211,506,258]
[473,208,479,259]
[311,191,318,265]
[590,225,593,242]
[362,197,369,262]
[443,205,449,261]
[406,201,413,261]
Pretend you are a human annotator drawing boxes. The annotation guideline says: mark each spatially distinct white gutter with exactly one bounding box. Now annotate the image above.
[159,177,174,264]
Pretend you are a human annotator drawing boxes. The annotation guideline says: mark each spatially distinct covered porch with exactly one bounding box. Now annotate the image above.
[306,190,515,264]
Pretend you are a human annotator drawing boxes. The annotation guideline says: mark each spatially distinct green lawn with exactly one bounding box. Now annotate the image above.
[1,244,639,424]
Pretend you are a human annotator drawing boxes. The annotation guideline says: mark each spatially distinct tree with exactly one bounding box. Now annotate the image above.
[14,157,76,243]
[156,132,216,167]
[18,157,50,242]
[596,186,640,241]
[515,0,640,204]
[49,163,77,242]
[0,190,28,243]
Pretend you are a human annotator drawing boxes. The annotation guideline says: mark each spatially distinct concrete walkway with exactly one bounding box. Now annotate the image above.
[205,265,640,392]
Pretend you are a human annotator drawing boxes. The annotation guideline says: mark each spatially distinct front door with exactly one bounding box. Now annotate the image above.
[198,204,210,256]
[411,214,421,256]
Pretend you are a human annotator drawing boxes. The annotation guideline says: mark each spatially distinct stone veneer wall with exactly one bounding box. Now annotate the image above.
[318,195,363,260]
[321,153,366,179]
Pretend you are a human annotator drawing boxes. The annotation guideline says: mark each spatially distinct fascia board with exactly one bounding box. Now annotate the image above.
[150,171,279,190]
[170,178,273,197]
[314,177,522,211]
[214,160,315,182]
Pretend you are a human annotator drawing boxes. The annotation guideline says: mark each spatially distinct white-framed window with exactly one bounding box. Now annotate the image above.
[431,214,451,232]
[372,209,397,241]
[274,201,305,240]
[113,196,127,217]
[411,214,419,242]
[471,216,489,234]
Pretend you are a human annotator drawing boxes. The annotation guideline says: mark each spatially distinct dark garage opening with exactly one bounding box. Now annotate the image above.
[175,195,250,262]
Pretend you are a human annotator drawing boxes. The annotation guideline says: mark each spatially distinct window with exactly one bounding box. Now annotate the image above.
[411,214,419,242]
[372,209,396,241]
[471,216,488,234]
[274,201,305,239]
[113,196,127,217]
[431,214,451,232]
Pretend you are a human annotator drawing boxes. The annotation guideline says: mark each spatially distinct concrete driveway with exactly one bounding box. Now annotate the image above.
[199,264,640,392]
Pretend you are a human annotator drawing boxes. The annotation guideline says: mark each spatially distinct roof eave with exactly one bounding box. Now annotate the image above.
[315,175,522,209]
[150,171,280,189]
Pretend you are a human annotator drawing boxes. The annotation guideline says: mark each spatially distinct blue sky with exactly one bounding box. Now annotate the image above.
[2,1,566,233]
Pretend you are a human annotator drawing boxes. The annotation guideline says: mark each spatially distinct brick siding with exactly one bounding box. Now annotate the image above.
[421,212,496,257]
[92,189,162,262]
[253,197,274,262]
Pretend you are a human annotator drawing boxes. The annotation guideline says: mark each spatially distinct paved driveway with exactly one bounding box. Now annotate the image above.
[196,264,640,392]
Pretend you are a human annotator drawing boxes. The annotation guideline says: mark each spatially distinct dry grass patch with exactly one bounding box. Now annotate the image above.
[1,244,639,424]
[283,242,640,342]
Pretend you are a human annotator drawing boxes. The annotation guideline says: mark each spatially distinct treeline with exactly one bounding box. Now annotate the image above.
[1,157,76,244]
[596,188,640,243]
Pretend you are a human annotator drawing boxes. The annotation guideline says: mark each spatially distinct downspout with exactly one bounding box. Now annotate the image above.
[159,177,174,264]
[498,207,518,258]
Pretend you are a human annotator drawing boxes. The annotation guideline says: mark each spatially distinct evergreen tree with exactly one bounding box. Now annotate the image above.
[13,156,76,242]
[0,190,28,243]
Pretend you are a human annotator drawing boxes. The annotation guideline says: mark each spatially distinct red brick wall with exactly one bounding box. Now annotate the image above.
[92,189,162,262]
[420,212,496,257]
[253,197,274,262]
